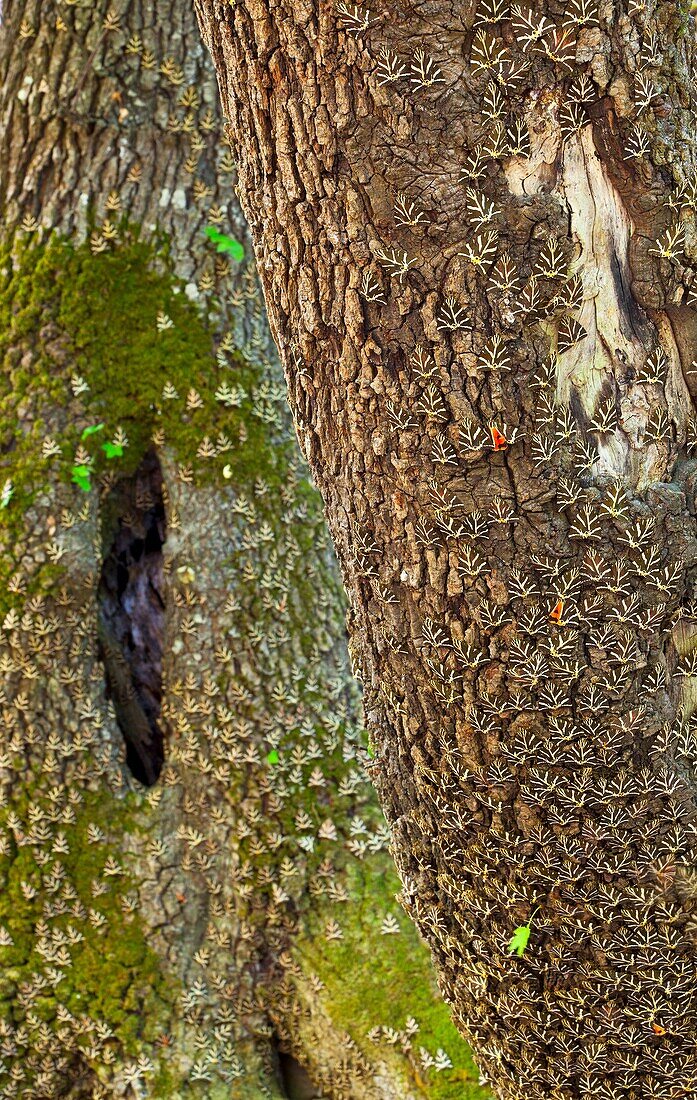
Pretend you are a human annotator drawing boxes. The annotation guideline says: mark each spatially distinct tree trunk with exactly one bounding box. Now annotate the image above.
[195,1,697,1095]
[0,3,476,1098]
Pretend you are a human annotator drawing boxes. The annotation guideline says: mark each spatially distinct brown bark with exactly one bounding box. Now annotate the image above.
[195,0,697,1094]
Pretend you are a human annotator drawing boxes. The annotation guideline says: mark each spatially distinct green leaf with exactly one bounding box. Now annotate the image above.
[507,924,531,957]
[507,906,539,957]
[0,480,14,509]
[81,423,104,440]
[71,465,92,492]
[266,749,280,765]
[204,226,245,262]
[102,441,124,459]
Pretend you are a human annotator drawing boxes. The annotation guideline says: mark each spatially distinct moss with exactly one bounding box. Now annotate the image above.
[293,856,490,1100]
[54,233,276,482]
[1,230,287,480]
[0,788,175,1061]
[0,229,313,616]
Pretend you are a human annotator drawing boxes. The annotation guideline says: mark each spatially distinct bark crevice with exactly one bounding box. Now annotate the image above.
[97,446,167,787]
[273,1032,324,1100]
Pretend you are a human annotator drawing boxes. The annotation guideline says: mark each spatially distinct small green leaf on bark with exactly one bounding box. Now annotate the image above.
[204,226,245,261]
[81,423,104,440]
[71,465,92,491]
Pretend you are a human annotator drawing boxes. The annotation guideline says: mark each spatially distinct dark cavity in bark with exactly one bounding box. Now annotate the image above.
[97,447,167,786]
[272,1034,323,1099]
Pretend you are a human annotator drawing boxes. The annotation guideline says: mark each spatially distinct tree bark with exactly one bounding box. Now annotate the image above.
[195,0,697,1094]
[0,3,472,1098]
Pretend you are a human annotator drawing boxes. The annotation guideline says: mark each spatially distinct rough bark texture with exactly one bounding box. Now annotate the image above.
[195,0,697,1095]
[0,2,483,1098]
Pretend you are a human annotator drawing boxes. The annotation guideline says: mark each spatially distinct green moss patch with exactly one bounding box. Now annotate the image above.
[293,856,491,1100]
[0,789,174,1058]
[0,229,309,616]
